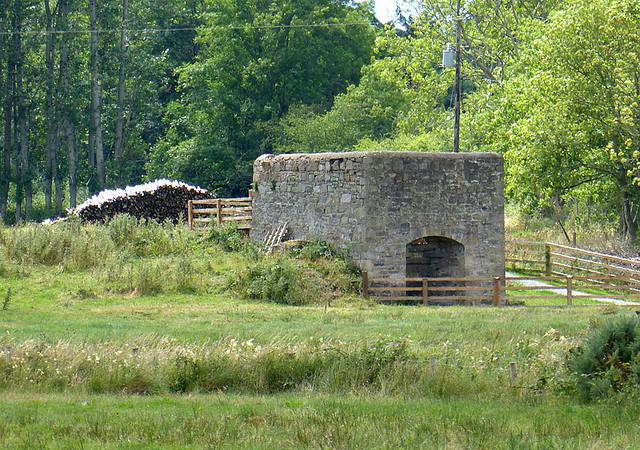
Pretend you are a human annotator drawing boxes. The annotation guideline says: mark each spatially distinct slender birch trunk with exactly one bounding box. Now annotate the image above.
[113,0,129,184]
[45,0,58,212]
[89,0,105,190]
[59,0,76,209]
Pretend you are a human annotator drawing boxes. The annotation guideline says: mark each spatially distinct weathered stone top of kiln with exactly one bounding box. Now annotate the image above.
[255,151,502,166]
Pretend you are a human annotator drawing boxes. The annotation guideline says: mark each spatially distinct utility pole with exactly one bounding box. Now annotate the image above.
[453,0,461,153]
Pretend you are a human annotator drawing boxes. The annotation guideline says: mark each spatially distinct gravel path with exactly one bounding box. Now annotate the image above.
[505,272,640,306]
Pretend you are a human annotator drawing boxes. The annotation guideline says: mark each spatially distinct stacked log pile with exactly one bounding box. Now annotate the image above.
[72,179,215,223]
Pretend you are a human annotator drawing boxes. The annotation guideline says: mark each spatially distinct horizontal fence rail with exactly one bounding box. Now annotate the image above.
[363,272,501,306]
[506,241,640,282]
[187,198,252,232]
[362,271,640,306]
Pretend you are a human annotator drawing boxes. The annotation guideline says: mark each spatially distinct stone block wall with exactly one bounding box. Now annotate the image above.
[251,151,504,282]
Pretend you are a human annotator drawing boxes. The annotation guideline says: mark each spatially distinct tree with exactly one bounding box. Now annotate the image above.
[0,0,210,224]
[483,0,640,239]
[274,0,559,155]
[13,0,31,221]
[88,0,105,190]
[58,0,78,208]
[0,0,11,222]
[45,0,62,213]
[113,0,128,183]
[147,0,376,196]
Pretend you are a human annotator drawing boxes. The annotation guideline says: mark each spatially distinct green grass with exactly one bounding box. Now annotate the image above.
[1,393,640,448]
[505,290,605,307]
[2,219,640,447]
[0,280,605,344]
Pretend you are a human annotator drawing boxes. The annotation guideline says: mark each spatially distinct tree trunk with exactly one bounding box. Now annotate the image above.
[88,0,95,168]
[16,61,29,219]
[60,0,77,209]
[113,0,128,184]
[619,163,636,241]
[45,0,57,212]
[96,82,104,189]
[0,0,11,224]
[89,0,104,190]
[12,0,28,221]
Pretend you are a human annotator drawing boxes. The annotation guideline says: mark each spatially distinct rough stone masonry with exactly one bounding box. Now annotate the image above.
[251,151,504,283]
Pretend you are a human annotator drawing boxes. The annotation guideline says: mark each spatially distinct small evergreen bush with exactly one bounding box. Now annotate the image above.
[568,315,640,401]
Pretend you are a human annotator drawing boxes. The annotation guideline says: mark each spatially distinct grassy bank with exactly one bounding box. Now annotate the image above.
[2,218,640,447]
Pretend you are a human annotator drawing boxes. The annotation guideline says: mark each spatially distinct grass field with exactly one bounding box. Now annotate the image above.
[2,219,640,448]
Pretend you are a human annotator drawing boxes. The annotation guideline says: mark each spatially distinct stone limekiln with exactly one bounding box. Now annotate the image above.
[251,151,504,283]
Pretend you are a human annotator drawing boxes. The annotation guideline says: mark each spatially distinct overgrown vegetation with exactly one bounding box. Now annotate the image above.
[0,217,360,304]
[0,327,576,398]
[2,218,640,446]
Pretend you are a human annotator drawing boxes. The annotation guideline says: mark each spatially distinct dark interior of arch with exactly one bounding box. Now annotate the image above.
[406,236,465,298]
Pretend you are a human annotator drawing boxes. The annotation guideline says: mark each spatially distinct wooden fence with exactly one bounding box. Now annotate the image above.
[362,271,640,306]
[506,241,640,281]
[187,197,252,232]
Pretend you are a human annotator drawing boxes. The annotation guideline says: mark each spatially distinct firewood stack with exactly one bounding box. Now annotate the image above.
[72,179,215,223]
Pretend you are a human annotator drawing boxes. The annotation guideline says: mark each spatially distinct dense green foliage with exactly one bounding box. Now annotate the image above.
[275,0,640,240]
[569,315,640,401]
[145,0,375,196]
[2,0,640,242]
[0,0,375,222]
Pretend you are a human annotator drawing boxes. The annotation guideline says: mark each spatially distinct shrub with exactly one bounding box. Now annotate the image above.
[233,259,311,305]
[294,241,359,273]
[319,337,414,392]
[168,355,240,393]
[568,315,640,401]
[208,222,247,252]
[2,288,10,311]
[294,240,341,261]
[292,241,361,296]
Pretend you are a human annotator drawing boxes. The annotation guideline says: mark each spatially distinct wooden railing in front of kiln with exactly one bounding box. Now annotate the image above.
[362,272,640,306]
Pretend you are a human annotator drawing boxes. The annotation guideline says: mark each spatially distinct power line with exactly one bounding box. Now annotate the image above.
[0,21,373,37]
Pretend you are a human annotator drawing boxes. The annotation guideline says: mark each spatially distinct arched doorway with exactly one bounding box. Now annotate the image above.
[406,236,465,298]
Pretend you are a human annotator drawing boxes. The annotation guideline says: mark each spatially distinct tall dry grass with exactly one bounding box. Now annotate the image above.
[0,331,579,399]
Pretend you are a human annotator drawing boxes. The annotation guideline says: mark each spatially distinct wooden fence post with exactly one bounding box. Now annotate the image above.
[187,200,193,231]
[545,243,552,276]
[5,346,11,364]
[216,199,223,226]
[422,278,428,306]
[430,357,437,375]
[566,275,573,306]
[510,362,517,384]
[362,271,369,299]
[493,277,500,306]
